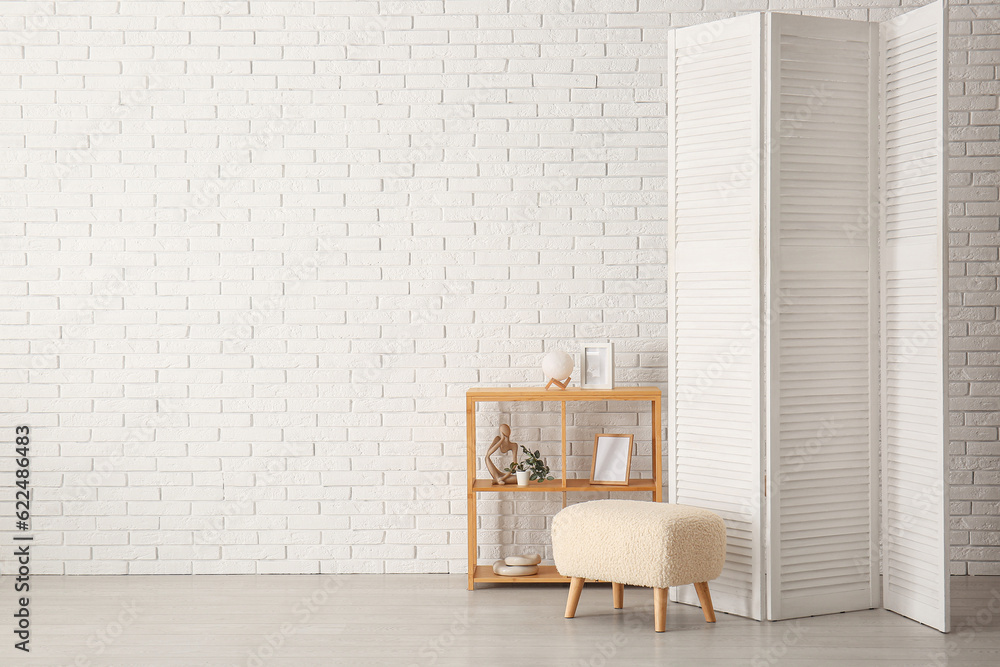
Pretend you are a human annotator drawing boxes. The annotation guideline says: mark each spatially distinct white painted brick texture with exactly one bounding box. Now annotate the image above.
[0,0,997,575]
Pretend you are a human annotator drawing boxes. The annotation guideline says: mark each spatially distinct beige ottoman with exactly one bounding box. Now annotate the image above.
[552,499,726,632]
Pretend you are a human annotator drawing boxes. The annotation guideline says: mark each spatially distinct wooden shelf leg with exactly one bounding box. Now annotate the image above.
[560,400,567,497]
[467,491,476,591]
[694,582,716,623]
[652,398,662,503]
[467,397,477,591]
[612,582,624,609]
[654,587,668,632]
[565,577,585,618]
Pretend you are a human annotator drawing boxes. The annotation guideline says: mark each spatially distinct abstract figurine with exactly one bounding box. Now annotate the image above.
[486,424,518,485]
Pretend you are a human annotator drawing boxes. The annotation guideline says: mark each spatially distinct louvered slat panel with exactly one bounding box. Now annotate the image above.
[765,13,879,621]
[880,0,950,634]
[667,14,764,621]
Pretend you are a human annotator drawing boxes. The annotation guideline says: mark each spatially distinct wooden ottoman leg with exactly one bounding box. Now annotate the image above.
[654,587,668,632]
[565,577,585,618]
[612,582,624,609]
[694,582,716,623]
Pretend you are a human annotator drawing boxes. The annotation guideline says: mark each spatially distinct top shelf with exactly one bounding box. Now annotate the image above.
[467,386,661,402]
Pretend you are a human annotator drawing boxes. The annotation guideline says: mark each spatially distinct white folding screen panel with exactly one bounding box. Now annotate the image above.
[764,14,881,621]
[880,0,950,633]
[667,13,765,622]
[667,2,950,630]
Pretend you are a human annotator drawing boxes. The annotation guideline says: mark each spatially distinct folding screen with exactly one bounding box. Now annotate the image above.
[666,13,765,622]
[666,0,949,631]
[765,13,880,622]
[880,1,951,633]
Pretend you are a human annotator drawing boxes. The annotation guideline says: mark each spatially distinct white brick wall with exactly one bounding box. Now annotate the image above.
[947,0,1000,576]
[0,0,997,575]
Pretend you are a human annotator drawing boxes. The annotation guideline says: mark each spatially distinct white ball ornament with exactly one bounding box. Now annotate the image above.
[542,350,574,385]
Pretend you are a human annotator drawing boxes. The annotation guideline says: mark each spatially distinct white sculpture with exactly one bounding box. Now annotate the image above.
[493,560,539,577]
[504,553,541,566]
[542,350,574,390]
[493,553,542,577]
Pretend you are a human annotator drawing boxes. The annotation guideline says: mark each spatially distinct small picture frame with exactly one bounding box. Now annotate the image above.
[589,433,634,486]
[580,343,614,389]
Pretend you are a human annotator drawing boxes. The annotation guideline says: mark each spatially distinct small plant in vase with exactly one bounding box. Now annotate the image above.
[504,459,530,486]
[505,446,554,486]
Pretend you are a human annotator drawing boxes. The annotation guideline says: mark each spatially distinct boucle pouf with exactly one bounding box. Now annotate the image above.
[552,499,726,632]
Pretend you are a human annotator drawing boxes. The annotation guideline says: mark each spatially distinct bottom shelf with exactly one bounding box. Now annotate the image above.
[473,564,569,584]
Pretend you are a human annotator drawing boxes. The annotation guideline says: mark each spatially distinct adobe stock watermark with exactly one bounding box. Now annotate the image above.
[69,394,179,503]
[221,234,340,350]
[509,146,607,223]
[29,271,139,375]
[574,600,659,667]
[405,611,471,666]
[243,575,344,667]
[63,600,141,667]
[193,435,302,546]
[675,287,794,405]
[750,620,807,666]
[739,417,837,524]
[924,587,1000,667]
[186,118,294,217]
[714,82,833,204]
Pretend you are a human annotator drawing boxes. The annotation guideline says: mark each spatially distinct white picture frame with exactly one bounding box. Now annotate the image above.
[580,343,614,389]
[590,433,634,486]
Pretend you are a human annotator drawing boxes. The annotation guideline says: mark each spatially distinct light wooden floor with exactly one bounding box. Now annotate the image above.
[1,575,998,666]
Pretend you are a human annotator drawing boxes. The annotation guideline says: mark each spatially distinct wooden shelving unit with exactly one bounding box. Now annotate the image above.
[466,386,663,590]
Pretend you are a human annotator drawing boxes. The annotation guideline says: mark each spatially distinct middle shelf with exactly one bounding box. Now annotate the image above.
[471,478,659,493]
